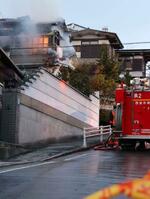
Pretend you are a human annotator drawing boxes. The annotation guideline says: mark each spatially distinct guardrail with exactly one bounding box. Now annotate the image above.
[83,125,112,148]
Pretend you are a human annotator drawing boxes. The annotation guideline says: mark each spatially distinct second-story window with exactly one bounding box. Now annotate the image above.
[81,40,100,58]
[32,36,49,48]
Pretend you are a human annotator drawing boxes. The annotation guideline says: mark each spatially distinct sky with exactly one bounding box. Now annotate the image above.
[1,0,150,49]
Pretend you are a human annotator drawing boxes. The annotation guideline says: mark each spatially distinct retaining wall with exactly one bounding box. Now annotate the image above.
[0,69,99,145]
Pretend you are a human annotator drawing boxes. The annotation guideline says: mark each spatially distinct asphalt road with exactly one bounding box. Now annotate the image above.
[0,149,150,199]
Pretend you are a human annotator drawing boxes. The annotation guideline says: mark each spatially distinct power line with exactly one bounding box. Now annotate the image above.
[59,41,150,48]
[123,41,150,45]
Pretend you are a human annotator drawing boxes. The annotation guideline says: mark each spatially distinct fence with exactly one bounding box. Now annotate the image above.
[83,125,112,148]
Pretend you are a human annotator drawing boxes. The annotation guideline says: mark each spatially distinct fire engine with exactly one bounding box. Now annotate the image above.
[114,78,150,150]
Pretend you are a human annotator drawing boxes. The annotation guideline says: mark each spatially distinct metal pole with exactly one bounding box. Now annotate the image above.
[100,126,103,143]
[83,128,87,148]
[110,126,112,135]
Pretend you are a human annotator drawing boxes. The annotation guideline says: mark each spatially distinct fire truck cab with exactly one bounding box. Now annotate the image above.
[115,78,150,150]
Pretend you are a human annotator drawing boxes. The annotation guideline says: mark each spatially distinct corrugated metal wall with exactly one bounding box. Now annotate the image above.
[0,86,2,135]
[0,89,18,143]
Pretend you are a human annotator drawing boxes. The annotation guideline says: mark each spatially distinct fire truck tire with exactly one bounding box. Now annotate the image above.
[136,141,145,151]
[119,139,136,150]
[115,105,122,131]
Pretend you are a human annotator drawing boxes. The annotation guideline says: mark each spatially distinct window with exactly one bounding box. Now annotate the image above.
[31,36,49,54]
[32,36,49,48]
[81,45,100,58]
[132,59,143,71]
[74,45,81,52]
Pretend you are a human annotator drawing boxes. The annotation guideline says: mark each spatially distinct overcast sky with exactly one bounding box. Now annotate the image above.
[1,0,150,49]
[62,0,150,49]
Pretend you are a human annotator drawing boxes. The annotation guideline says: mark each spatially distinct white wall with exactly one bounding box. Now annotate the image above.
[21,69,99,127]
[18,104,83,144]
[76,52,81,58]
[129,71,143,77]
[98,40,110,45]
[71,40,81,45]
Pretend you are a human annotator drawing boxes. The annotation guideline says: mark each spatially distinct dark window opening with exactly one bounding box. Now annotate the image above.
[132,59,143,71]
[74,45,81,52]
[81,44,100,58]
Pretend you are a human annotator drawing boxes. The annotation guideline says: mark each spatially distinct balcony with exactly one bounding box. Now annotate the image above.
[10,47,57,68]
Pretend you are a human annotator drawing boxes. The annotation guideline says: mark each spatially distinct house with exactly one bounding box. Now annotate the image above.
[117,49,150,77]
[69,23,150,78]
[0,20,99,146]
[0,17,75,72]
[69,26,123,64]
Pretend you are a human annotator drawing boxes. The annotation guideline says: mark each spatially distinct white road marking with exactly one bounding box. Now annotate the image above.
[0,153,88,174]
[0,161,56,174]
[64,153,88,161]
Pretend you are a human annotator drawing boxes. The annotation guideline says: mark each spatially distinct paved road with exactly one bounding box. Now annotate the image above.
[0,149,150,199]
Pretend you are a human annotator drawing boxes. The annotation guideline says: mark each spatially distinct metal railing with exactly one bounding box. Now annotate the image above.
[83,125,112,148]
[10,47,51,56]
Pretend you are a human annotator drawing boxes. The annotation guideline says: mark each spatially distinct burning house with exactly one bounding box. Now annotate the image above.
[0,17,100,147]
[0,16,75,73]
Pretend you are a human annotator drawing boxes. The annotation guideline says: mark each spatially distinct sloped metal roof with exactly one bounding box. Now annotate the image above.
[0,48,24,83]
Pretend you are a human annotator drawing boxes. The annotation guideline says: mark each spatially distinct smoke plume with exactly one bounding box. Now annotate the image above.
[0,0,62,22]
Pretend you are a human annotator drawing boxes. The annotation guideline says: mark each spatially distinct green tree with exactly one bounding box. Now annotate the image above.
[59,45,120,98]
[69,63,93,96]
[90,45,120,97]
[124,70,132,87]
[59,66,72,82]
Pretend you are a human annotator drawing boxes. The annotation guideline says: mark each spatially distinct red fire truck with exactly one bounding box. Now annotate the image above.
[114,78,150,150]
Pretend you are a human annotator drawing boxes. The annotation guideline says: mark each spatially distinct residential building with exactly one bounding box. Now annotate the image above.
[0,17,75,73]
[69,25,123,65]
[117,49,150,77]
[69,23,150,78]
[0,20,99,146]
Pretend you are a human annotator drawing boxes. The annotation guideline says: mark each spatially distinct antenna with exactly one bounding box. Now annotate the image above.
[102,26,109,32]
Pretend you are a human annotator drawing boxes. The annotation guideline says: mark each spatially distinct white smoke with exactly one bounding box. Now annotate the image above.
[0,0,62,22]
[0,0,76,65]
[51,25,75,58]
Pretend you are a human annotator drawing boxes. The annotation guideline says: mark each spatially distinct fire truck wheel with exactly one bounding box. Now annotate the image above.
[121,144,136,150]
[136,141,145,151]
[119,140,136,150]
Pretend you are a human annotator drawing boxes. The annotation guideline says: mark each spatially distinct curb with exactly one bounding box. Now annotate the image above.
[0,146,92,169]
[42,146,91,162]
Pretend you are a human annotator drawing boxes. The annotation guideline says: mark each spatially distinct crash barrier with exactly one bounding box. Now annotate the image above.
[83,125,112,148]
[85,170,150,199]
